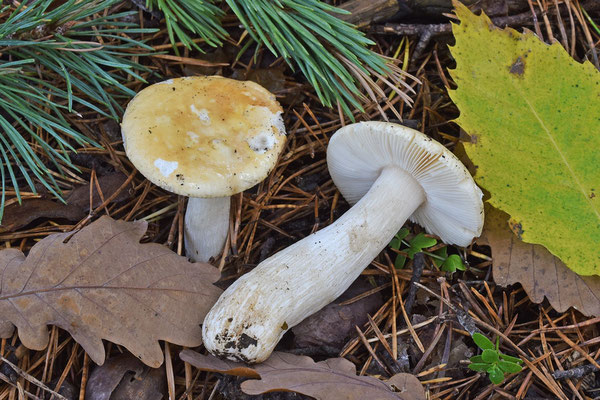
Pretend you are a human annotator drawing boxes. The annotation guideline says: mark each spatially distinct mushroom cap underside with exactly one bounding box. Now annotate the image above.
[121,76,286,197]
[326,121,484,246]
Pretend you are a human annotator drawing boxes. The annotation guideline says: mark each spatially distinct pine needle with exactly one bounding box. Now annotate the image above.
[0,0,157,219]
[145,0,227,51]
[225,0,410,117]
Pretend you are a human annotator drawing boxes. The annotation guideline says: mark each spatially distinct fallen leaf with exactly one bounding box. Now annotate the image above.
[449,1,600,275]
[0,200,85,233]
[0,216,222,367]
[479,203,600,316]
[0,173,132,233]
[180,350,425,400]
[85,353,165,400]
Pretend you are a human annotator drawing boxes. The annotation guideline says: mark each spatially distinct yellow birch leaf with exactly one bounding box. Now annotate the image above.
[449,1,600,275]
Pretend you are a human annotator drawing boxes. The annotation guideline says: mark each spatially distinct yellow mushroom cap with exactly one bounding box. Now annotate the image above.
[121,76,286,197]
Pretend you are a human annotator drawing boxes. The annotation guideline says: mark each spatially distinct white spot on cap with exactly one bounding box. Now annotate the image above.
[242,91,257,101]
[187,131,199,143]
[154,158,178,177]
[190,105,210,125]
[157,79,174,85]
[247,131,276,154]
[272,111,285,136]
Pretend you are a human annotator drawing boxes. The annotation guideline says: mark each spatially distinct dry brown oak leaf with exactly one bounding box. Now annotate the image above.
[0,216,222,367]
[479,203,600,317]
[180,349,425,400]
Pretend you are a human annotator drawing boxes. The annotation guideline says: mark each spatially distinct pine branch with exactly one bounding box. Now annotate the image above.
[146,0,415,118]
[225,0,413,117]
[0,0,158,219]
[145,0,227,51]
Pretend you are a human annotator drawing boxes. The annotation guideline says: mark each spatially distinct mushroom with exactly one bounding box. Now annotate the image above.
[121,76,286,262]
[202,121,484,363]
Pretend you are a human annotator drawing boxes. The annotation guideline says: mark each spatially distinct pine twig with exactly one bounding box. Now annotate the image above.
[404,252,425,315]
[552,364,599,380]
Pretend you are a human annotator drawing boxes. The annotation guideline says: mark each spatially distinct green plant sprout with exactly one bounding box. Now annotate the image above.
[468,332,523,385]
[389,230,466,273]
[432,247,466,273]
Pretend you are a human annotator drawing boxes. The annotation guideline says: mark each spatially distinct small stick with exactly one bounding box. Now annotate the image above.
[164,343,176,400]
[403,252,425,315]
[552,363,599,380]
[0,357,66,400]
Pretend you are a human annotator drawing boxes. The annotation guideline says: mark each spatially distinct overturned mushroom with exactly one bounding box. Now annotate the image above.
[202,121,484,363]
[121,76,286,262]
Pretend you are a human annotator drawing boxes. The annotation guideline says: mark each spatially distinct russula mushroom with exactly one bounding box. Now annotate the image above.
[202,121,484,363]
[121,76,286,262]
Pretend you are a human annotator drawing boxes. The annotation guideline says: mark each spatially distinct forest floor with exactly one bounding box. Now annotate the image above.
[1,1,600,399]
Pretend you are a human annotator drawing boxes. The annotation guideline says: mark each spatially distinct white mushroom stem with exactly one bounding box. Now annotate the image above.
[184,197,230,262]
[202,166,426,362]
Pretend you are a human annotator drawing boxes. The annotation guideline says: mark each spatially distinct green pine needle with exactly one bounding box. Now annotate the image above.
[1,0,416,223]
[0,0,157,220]
[147,0,415,118]
[145,0,227,51]
[225,0,412,117]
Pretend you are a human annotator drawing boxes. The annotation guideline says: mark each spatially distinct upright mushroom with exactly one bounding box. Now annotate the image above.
[202,121,484,363]
[121,76,286,262]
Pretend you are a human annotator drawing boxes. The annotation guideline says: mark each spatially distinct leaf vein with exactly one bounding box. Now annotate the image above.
[515,86,599,220]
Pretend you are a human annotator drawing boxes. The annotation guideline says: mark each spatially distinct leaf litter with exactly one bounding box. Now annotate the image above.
[180,349,425,400]
[0,172,132,233]
[0,216,222,367]
[1,1,600,399]
[478,203,600,316]
[449,0,600,275]
[85,353,165,400]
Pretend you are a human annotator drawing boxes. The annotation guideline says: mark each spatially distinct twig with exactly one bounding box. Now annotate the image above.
[0,373,41,400]
[373,1,600,64]
[0,356,67,400]
[404,252,425,315]
[551,363,599,380]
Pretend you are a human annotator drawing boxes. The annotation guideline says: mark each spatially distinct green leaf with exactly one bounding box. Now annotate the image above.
[481,349,499,363]
[391,228,410,268]
[472,333,495,350]
[410,233,437,250]
[488,366,505,385]
[499,354,523,364]
[468,362,490,372]
[397,228,410,240]
[498,360,523,374]
[432,247,447,267]
[390,228,409,250]
[469,355,484,364]
[394,255,407,269]
[449,1,600,275]
[441,254,466,273]
[406,233,437,258]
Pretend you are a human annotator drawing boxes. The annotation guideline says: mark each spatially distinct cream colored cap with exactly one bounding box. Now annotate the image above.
[121,76,286,197]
